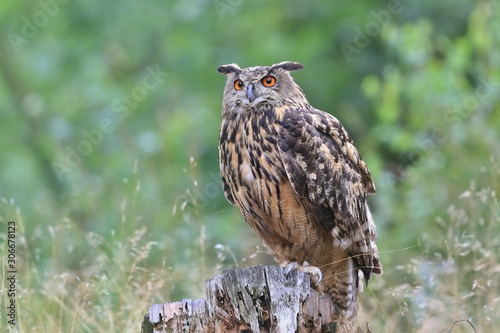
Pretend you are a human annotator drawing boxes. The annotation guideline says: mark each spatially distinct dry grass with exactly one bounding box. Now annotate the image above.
[1,200,168,333]
[362,160,500,332]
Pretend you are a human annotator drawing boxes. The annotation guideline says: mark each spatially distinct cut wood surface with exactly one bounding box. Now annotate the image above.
[141,265,361,333]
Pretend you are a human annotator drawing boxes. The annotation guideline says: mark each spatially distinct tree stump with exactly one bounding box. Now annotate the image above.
[142,265,358,333]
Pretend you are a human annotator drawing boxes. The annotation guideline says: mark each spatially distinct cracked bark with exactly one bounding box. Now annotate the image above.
[141,265,365,333]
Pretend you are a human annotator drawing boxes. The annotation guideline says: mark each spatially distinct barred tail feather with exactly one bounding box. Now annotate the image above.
[321,257,360,321]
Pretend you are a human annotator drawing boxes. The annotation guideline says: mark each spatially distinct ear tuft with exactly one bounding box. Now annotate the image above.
[217,63,241,75]
[270,61,304,72]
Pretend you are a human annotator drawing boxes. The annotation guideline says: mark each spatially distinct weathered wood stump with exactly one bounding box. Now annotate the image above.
[142,265,358,333]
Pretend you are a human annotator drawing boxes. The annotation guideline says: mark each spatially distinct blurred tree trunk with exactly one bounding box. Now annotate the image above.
[141,265,364,333]
[0,40,66,197]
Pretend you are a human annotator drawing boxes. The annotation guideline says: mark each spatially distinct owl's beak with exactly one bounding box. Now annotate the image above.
[246,83,255,103]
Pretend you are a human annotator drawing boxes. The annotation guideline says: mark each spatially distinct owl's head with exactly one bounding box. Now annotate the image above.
[217,61,308,115]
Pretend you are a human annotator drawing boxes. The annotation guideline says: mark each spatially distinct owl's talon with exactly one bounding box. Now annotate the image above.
[285,262,297,275]
[283,262,322,285]
[304,266,322,285]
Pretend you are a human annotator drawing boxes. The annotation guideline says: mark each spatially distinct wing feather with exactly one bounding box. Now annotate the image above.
[278,107,380,279]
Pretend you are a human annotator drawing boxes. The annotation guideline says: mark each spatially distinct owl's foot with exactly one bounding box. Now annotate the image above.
[283,261,323,289]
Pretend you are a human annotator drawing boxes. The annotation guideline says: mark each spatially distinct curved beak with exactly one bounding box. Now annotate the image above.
[247,83,255,103]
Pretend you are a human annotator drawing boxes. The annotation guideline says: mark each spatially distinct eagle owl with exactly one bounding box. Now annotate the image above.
[217,61,382,321]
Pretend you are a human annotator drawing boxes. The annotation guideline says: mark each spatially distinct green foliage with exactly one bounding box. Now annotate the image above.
[0,0,499,332]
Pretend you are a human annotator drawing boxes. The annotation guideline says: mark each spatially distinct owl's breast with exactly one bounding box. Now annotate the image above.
[236,128,283,193]
[219,113,284,206]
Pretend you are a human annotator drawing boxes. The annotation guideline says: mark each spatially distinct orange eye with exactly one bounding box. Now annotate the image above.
[234,79,244,91]
[261,75,276,87]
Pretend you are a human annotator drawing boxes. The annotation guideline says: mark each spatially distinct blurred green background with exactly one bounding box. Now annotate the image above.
[0,0,499,332]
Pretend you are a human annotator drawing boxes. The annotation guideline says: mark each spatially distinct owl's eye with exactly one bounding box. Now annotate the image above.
[261,76,276,87]
[234,79,244,91]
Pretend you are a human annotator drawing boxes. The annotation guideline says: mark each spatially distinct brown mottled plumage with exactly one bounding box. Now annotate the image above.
[217,61,382,321]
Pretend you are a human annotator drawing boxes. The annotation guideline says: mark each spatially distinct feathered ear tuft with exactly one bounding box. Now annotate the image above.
[270,61,304,72]
[217,63,241,75]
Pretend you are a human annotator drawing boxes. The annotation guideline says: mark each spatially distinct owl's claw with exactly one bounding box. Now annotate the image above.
[285,261,297,275]
[284,261,322,285]
[303,265,323,285]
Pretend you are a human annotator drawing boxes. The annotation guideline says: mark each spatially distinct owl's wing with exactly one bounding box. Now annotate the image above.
[277,107,380,280]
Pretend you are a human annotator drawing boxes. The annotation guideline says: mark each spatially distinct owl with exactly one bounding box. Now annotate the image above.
[217,61,382,321]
